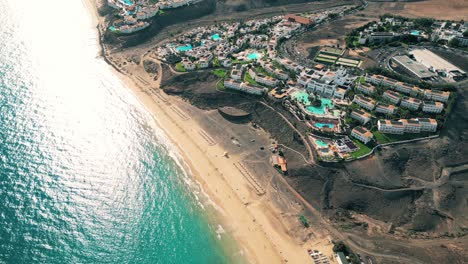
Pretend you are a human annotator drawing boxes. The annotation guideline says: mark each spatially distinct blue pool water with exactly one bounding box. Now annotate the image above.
[410,30,420,36]
[316,140,329,147]
[315,123,334,129]
[291,92,334,115]
[211,33,220,41]
[306,98,333,115]
[176,44,193,52]
[247,52,261,60]
[120,0,134,6]
[109,26,116,31]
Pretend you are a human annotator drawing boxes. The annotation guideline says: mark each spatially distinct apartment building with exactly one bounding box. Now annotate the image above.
[375,103,396,115]
[377,119,405,134]
[422,101,444,114]
[417,118,438,132]
[399,119,421,133]
[393,82,414,94]
[333,87,347,100]
[424,89,450,103]
[198,59,209,69]
[368,32,397,43]
[383,90,401,104]
[230,65,244,80]
[356,82,375,95]
[400,96,422,111]
[224,79,265,95]
[255,74,278,87]
[353,95,376,111]
[351,126,374,144]
[350,109,372,124]
[181,58,195,71]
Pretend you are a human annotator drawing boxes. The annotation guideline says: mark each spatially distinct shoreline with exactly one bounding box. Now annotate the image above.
[82,1,317,263]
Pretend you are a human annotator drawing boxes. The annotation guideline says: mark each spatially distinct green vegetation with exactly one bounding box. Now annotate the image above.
[255,66,273,77]
[158,9,165,15]
[355,76,366,83]
[315,57,336,64]
[244,72,258,86]
[373,131,391,144]
[175,62,186,72]
[333,241,360,264]
[448,38,461,48]
[373,130,435,144]
[299,215,309,228]
[212,69,226,78]
[212,57,220,67]
[216,79,225,90]
[349,139,372,158]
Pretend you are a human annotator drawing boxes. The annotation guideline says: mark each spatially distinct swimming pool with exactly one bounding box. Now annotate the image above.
[109,26,116,31]
[315,140,329,147]
[211,34,220,41]
[292,91,310,105]
[247,53,261,60]
[176,44,193,52]
[306,98,333,115]
[315,123,334,129]
[120,0,134,5]
[291,92,334,115]
[410,30,420,36]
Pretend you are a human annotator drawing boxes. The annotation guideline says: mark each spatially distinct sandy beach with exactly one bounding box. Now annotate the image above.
[82,1,332,263]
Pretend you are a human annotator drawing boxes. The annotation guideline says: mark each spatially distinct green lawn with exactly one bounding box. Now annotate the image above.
[217,79,225,89]
[373,131,391,144]
[244,72,258,86]
[373,131,435,144]
[212,57,221,67]
[350,139,373,158]
[213,69,227,78]
[355,76,366,84]
[255,66,273,77]
[175,62,186,72]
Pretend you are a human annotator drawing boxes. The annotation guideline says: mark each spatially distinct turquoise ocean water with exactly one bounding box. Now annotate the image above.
[0,1,237,263]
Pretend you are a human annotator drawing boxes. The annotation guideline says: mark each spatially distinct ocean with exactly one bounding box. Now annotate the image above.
[0,1,237,263]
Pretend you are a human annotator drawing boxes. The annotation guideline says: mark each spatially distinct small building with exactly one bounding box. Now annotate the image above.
[417,118,438,132]
[400,96,422,111]
[334,137,358,153]
[375,102,396,115]
[353,95,376,111]
[224,79,266,95]
[368,32,397,43]
[333,87,347,99]
[399,119,421,133]
[198,59,209,69]
[271,154,287,173]
[383,90,401,104]
[424,89,450,103]
[356,82,375,95]
[350,109,372,124]
[422,101,444,114]
[351,126,374,144]
[378,119,404,134]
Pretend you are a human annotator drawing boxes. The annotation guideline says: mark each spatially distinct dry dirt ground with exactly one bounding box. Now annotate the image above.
[289,0,467,66]
[376,0,468,21]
